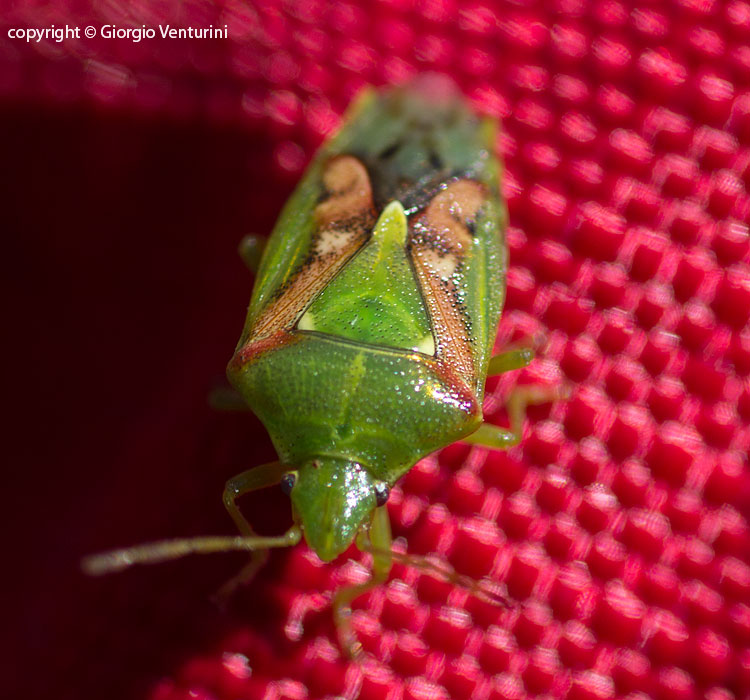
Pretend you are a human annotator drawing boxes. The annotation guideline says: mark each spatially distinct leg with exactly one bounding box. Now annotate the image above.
[464,386,566,449]
[385,550,510,608]
[356,518,511,614]
[470,348,533,447]
[223,461,289,535]
[462,421,519,448]
[208,385,251,411]
[215,461,292,602]
[81,461,299,583]
[238,234,266,273]
[487,347,533,376]
[333,505,393,658]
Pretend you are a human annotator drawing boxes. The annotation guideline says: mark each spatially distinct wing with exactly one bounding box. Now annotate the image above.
[411,182,482,383]
[248,155,376,341]
[235,89,380,348]
[236,81,505,398]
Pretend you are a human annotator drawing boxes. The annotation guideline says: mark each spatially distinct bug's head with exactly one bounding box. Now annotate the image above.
[281,457,390,562]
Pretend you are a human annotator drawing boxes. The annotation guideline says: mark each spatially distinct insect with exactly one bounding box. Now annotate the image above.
[84,75,544,656]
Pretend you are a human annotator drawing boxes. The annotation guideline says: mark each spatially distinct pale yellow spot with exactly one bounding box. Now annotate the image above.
[297,310,315,331]
[415,333,436,356]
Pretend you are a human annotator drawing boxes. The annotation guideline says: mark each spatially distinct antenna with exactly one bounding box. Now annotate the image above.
[82,527,302,575]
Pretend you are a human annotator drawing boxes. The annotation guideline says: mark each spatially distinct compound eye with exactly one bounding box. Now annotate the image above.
[280,472,297,495]
[374,482,390,507]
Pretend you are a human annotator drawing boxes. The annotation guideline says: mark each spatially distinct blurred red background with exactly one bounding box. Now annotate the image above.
[4,1,750,699]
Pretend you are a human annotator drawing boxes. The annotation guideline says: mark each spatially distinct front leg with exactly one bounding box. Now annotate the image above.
[216,461,291,602]
[333,505,393,658]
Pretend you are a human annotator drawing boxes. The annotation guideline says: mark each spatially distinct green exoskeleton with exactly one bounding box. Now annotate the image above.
[84,76,543,656]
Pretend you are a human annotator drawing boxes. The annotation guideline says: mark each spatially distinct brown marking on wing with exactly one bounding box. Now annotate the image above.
[247,156,375,341]
[315,155,373,227]
[410,179,487,385]
[422,179,485,252]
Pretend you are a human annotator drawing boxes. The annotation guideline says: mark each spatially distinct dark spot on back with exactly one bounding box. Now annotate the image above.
[378,142,400,159]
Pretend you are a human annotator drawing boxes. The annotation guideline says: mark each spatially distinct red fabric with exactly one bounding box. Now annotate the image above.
[5,1,750,699]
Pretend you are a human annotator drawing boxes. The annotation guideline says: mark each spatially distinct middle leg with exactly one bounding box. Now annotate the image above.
[466,347,566,449]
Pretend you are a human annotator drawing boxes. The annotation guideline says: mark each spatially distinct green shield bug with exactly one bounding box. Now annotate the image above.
[84,75,545,657]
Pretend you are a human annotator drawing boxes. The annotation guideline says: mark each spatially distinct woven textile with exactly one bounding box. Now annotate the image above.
[5,2,750,699]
